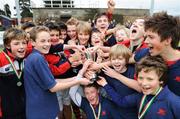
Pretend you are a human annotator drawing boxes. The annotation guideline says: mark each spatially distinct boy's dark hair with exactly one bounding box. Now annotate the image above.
[30,26,49,42]
[136,55,168,86]
[3,28,27,47]
[144,12,180,49]
[21,22,36,30]
[94,12,108,25]
[83,82,99,90]
[57,22,67,31]
[91,28,101,34]
[44,22,59,31]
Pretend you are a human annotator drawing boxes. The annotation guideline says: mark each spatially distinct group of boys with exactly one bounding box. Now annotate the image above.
[0,2,180,119]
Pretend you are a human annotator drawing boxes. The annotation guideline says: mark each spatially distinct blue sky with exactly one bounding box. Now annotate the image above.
[1,0,180,17]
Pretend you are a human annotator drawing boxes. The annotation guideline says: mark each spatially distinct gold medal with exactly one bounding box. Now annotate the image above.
[17,81,22,87]
[3,52,24,87]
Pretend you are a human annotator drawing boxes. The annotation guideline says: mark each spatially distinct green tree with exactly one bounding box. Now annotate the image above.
[0,9,5,15]
[4,4,11,17]
[20,7,33,18]
[19,0,33,18]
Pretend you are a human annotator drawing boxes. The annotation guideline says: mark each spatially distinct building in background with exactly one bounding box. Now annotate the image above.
[43,0,74,8]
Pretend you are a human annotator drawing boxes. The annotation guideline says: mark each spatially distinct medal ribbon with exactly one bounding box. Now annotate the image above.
[90,103,101,119]
[3,51,23,80]
[138,87,163,119]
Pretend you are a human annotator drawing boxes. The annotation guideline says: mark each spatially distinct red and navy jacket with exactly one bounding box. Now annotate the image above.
[117,39,148,53]
[45,52,71,76]
[0,49,25,118]
[166,58,180,96]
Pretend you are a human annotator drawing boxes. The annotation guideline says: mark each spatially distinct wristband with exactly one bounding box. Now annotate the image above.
[76,74,83,80]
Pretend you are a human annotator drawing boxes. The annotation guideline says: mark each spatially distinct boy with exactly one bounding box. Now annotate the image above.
[93,12,116,47]
[24,26,90,119]
[113,24,130,42]
[98,56,180,119]
[21,22,35,36]
[143,12,180,96]
[66,17,79,45]
[69,60,120,119]
[44,21,76,119]
[58,22,68,44]
[102,44,138,119]
[0,28,28,119]
[117,18,147,53]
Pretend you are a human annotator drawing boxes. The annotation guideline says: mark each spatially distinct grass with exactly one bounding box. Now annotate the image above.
[0,47,3,52]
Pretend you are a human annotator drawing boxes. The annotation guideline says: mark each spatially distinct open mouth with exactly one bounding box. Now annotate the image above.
[51,39,59,42]
[95,41,100,44]
[100,26,106,29]
[141,86,151,93]
[132,29,137,34]
[113,64,122,70]
[148,45,153,51]
[17,50,25,54]
[43,46,50,50]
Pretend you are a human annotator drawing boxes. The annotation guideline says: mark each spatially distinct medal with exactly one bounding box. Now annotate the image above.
[90,103,101,119]
[3,51,24,87]
[138,87,163,119]
[17,81,22,87]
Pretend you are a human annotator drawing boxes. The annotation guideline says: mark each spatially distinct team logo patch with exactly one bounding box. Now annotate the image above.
[157,108,166,116]
[5,67,10,71]
[175,76,180,82]
[101,111,106,116]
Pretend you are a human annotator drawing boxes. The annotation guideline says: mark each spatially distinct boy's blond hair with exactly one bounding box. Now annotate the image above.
[66,17,79,26]
[110,44,132,63]
[76,21,92,34]
[3,28,28,47]
[114,24,130,38]
[30,26,49,42]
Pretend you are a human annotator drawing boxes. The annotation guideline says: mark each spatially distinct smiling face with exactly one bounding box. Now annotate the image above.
[91,32,103,46]
[9,39,27,58]
[78,32,90,46]
[129,19,145,41]
[84,86,99,105]
[50,30,60,45]
[137,69,162,95]
[115,29,129,42]
[111,55,127,73]
[67,25,77,40]
[32,31,51,54]
[145,30,167,56]
[60,29,67,41]
[95,15,109,33]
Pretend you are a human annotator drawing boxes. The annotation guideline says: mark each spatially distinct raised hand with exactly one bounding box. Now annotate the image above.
[96,76,108,86]
[107,0,115,8]
[75,45,86,52]
[102,65,119,79]
[88,62,100,71]
[69,51,82,67]
[79,78,91,85]
[80,60,94,73]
